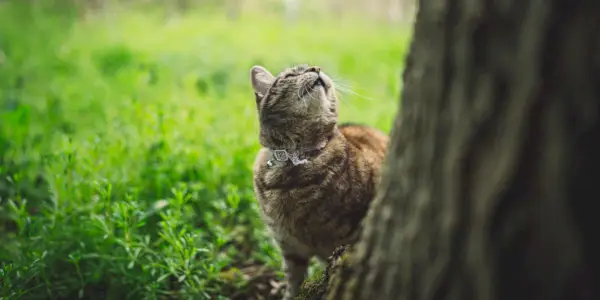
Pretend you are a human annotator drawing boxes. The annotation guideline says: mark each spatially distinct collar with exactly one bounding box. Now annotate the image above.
[266,139,328,167]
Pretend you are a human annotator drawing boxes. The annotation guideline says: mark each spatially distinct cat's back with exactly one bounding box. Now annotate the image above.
[338,122,388,161]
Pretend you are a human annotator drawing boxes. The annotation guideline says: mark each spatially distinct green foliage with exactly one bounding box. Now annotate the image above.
[0,3,410,299]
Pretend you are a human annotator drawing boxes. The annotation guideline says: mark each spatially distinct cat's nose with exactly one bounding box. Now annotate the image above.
[307,66,321,74]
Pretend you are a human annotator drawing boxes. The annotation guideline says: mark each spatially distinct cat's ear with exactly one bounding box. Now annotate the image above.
[250,65,275,97]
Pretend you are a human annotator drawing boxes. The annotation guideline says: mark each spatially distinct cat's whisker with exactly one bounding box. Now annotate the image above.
[334,88,353,104]
[332,80,352,88]
[332,81,359,93]
[330,78,365,95]
[309,88,319,103]
[337,90,347,103]
[330,76,352,85]
[333,86,358,95]
[333,85,354,93]
[305,87,313,109]
[299,85,309,109]
[297,84,304,104]
[335,86,377,102]
[334,86,352,93]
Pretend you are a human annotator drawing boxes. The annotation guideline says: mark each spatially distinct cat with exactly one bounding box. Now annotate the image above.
[250,64,389,300]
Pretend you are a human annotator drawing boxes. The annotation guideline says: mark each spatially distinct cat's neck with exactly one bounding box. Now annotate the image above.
[263,127,340,166]
[259,123,338,151]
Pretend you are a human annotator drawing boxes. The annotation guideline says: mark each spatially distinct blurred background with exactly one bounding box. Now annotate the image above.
[37,0,416,23]
[0,0,413,299]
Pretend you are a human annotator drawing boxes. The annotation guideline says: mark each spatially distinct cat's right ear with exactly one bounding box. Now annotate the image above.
[250,65,275,98]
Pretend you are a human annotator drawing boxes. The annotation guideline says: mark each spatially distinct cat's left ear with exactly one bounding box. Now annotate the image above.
[250,65,275,98]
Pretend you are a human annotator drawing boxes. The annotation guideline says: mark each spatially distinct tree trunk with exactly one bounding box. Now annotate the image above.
[328,0,600,299]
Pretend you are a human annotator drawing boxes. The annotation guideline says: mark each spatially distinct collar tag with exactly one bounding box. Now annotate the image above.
[273,149,289,162]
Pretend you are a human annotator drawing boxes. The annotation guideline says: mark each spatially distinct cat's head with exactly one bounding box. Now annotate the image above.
[250,64,338,149]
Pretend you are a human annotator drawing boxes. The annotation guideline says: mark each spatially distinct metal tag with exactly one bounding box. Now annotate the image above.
[273,150,289,161]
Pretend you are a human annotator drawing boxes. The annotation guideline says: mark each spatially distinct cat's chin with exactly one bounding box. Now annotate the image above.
[318,72,334,92]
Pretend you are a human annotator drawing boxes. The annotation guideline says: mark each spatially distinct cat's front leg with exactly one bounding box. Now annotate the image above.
[281,252,309,300]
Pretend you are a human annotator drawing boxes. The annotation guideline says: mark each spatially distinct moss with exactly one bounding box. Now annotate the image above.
[294,245,352,300]
[295,268,328,300]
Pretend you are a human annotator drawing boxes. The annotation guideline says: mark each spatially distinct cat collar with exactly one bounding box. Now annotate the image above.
[267,140,328,167]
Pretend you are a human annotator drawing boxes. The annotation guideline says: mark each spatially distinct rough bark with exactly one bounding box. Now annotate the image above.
[294,246,352,300]
[327,0,600,299]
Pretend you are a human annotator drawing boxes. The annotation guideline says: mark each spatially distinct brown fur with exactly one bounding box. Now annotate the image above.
[249,64,389,300]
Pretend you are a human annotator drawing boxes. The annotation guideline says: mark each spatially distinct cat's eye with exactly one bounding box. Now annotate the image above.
[283,73,295,79]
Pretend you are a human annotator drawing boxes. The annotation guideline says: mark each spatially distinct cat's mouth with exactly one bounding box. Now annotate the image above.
[299,76,327,98]
[312,76,326,90]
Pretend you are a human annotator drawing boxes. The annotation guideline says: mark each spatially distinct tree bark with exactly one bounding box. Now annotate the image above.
[328,0,600,299]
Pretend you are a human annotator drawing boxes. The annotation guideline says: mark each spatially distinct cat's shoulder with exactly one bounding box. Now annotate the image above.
[338,122,389,157]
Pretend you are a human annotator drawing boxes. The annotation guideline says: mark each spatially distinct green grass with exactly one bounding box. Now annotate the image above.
[0,3,410,299]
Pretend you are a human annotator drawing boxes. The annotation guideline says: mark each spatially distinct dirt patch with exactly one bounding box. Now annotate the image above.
[222,245,352,300]
[220,263,285,300]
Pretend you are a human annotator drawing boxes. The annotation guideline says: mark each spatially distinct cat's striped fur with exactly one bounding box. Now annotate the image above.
[250,64,388,300]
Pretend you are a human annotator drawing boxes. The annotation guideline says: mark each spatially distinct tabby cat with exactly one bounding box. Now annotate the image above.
[250,64,388,300]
